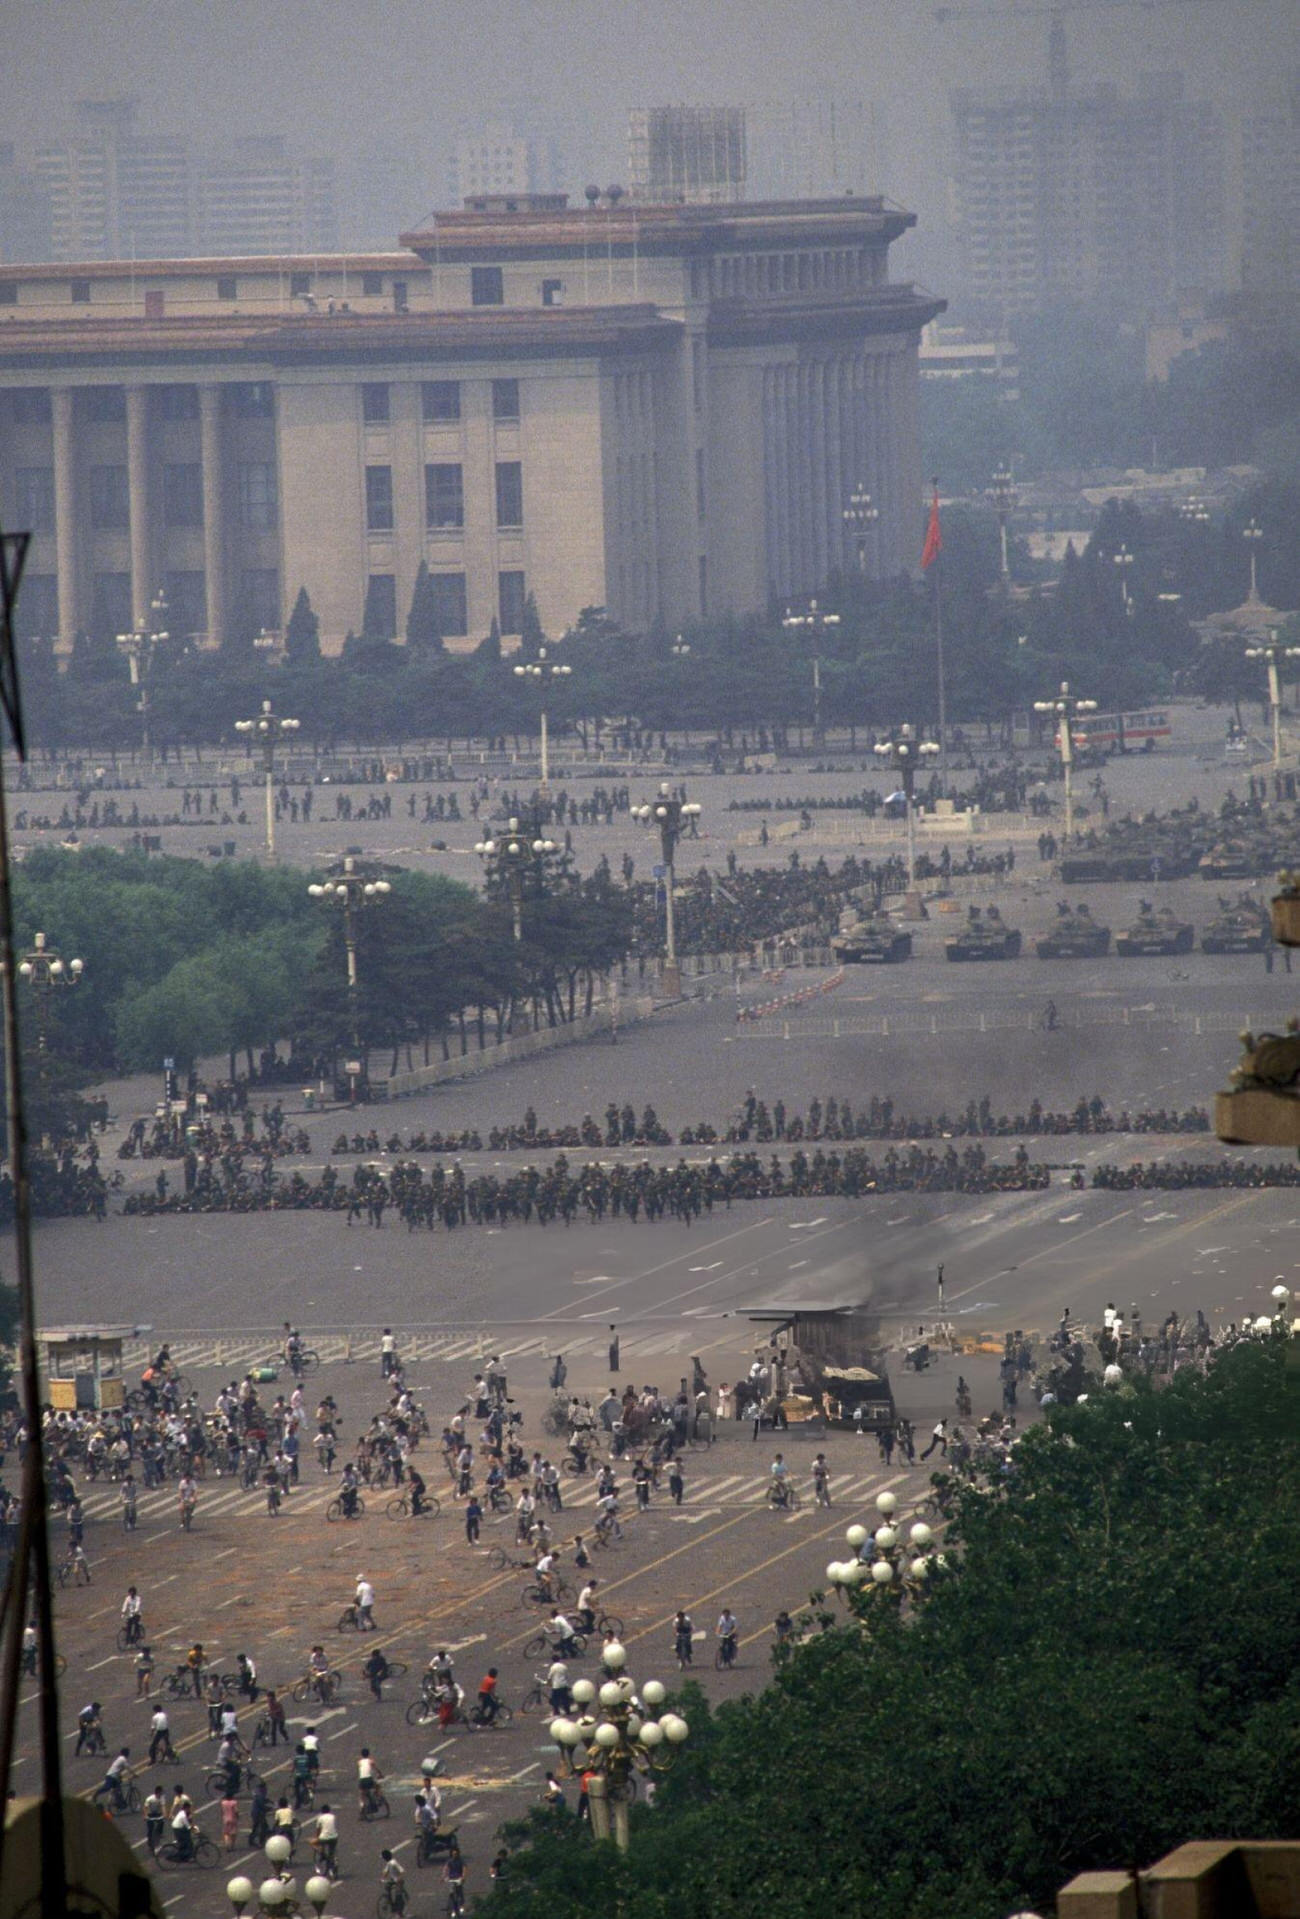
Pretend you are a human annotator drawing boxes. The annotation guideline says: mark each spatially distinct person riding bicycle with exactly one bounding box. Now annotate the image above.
[20,1620,36,1677]
[769,1453,791,1505]
[673,1609,694,1666]
[311,1803,339,1879]
[357,1748,385,1815]
[414,1788,441,1853]
[475,1668,500,1724]
[595,1489,621,1538]
[169,1798,194,1862]
[307,1644,333,1702]
[236,1652,258,1701]
[74,1701,103,1755]
[285,1327,304,1377]
[576,1579,599,1635]
[354,1574,376,1630]
[177,1473,198,1526]
[547,1610,580,1659]
[120,1586,144,1643]
[533,1550,557,1602]
[379,1849,408,1912]
[339,1462,361,1518]
[407,1464,429,1516]
[811,1454,831,1507]
[120,1474,138,1529]
[364,1644,390,1702]
[91,1745,132,1807]
[716,1607,738,1666]
[216,1739,243,1799]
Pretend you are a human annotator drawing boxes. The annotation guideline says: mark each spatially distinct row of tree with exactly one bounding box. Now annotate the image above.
[12,846,632,1092]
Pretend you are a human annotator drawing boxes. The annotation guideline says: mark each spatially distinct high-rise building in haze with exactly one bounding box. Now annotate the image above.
[1239,72,1300,293]
[627,108,747,204]
[198,140,337,256]
[0,144,53,264]
[949,22,1228,319]
[627,102,885,208]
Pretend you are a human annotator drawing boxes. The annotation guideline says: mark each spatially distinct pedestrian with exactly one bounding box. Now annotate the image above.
[248,1776,270,1847]
[135,1644,155,1698]
[668,1459,684,1505]
[264,1688,287,1746]
[148,1706,174,1765]
[920,1418,948,1461]
[222,1792,240,1852]
[143,1783,166,1855]
[608,1326,620,1374]
[465,1493,482,1545]
[548,1354,567,1391]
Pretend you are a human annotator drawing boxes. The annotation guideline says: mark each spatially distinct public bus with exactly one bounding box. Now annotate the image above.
[1067,710,1171,755]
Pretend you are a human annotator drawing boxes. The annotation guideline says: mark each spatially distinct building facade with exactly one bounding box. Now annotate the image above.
[0,194,942,655]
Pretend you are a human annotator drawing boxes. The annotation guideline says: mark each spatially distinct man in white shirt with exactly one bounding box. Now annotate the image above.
[354,1575,376,1629]
[546,1657,571,1714]
[312,1804,339,1878]
[148,1705,174,1764]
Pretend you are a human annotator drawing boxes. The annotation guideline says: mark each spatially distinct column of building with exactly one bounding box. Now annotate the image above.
[199,386,226,645]
[51,388,82,644]
[125,386,153,630]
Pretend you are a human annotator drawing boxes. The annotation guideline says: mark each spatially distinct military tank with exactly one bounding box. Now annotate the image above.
[1035,901,1112,960]
[1114,901,1195,957]
[832,907,913,965]
[945,904,1022,962]
[1200,894,1271,954]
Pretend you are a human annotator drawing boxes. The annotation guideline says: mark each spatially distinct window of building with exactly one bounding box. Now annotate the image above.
[14,573,57,639]
[290,271,312,297]
[471,266,504,306]
[422,380,460,423]
[495,460,523,529]
[163,463,204,528]
[222,382,275,419]
[13,467,54,534]
[89,465,130,528]
[11,389,51,424]
[695,447,706,519]
[361,383,391,425]
[430,572,468,637]
[362,271,384,297]
[365,464,394,532]
[0,283,17,305]
[156,384,199,422]
[70,279,91,304]
[237,461,279,532]
[363,573,398,639]
[392,280,408,313]
[498,569,526,634]
[164,570,207,636]
[82,387,126,423]
[424,463,464,531]
[541,278,564,307]
[240,567,280,634]
[491,377,519,422]
[91,571,131,635]
[216,275,238,301]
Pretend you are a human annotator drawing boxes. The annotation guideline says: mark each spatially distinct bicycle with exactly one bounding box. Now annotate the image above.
[715,1633,739,1671]
[326,1495,366,1523]
[115,1620,145,1653]
[385,1491,441,1520]
[469,1698,513,1727]
[487,1545,534,1574]
[205,1763,261,1797]
[156,1833,220,1869]
[521,1577,574,1609]
[270,1346,321,1378]
[158,1670,201,1703]
[107,1778,143,1814]
[291,1671,342,1705]
[377,1886,410,1918]
[358,1786,391,1822]
[76,1724,107,1757]
[404,1694,441,1728]
[523,1628,587,1662]
[766,1481,800,1511]
[447,1886,465,1918]
[518,1671,553,1715]
[591,1517,624,1549]
[179,1499,196,1532]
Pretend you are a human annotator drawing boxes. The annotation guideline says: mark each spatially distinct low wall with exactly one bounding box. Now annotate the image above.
[372,995,656,1099]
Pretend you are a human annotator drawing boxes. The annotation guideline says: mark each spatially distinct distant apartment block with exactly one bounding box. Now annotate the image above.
[1239,72,1300,293]
[628,108,747,204]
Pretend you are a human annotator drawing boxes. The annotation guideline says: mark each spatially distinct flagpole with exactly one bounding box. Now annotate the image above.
[934,552,946,796]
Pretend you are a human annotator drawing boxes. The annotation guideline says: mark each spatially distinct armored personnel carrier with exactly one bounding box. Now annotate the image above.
[831,910,913,964]
[1114,901,1195,957]
[1035,901,1112,960]
[945,904,1022,962]
[1200,894,1271,954]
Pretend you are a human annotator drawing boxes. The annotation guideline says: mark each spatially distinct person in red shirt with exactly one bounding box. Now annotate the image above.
[475,1668,499,1725]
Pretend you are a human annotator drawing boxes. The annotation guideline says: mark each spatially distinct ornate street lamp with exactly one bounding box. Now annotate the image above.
[548,1641,687,1850]
[474,816,555,943]
[1243,517,1263,600]
[1112,543,1134,615]
[872,724,939,889]
[234,699,300,858]
[513,644,572,791]
[631,783,701,989]
[1243,627,1300,770]
[115,587,169,755]
[1179,495,1210,527]
[670,634,691,660]
[308,858,391,1105]
[782,598,841,747]
[989,464,1016,581]
[1032,680,1097,841]
[842,481,879,576]
[17,930,84,1072]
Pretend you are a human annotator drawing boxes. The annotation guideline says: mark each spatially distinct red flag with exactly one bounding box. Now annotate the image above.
[921,484,942,571]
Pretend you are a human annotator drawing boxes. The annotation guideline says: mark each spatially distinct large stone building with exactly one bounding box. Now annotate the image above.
[0,192,942,655]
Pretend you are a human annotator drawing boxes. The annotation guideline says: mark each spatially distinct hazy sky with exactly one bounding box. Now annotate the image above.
[4,0,1295,282]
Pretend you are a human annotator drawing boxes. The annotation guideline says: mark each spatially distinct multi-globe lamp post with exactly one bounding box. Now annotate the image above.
[1032,680,1097,842]
[781,598,841,747]
[17,931,84,1062]
[115,587,169,755]
[513,643,572,791]
[842,481,879,576]
[989,463,1017,582]
[547,1638,688,1849]
[631,783,701,995]
[234,698,300,858]
[1244,627,1300,770]
[227,1835,336,1915]
[1243,517,1263,599]
[308,858,391,1104]
[824,1490,939,1599]
[872,724,939,890]
[474,816,556,943]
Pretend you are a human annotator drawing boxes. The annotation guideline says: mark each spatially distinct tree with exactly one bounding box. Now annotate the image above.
[284,586,321,664]
[475,1339,1300,1919]
[520,591,546,655]
[405,562,444,655]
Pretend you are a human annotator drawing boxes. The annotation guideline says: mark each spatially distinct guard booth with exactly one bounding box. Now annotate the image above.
[38,1325,132,1413]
